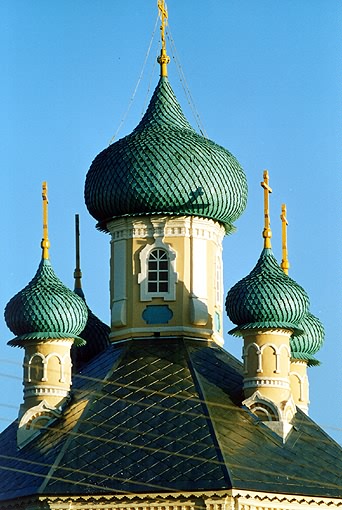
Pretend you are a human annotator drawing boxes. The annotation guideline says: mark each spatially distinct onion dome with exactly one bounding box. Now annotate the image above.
[290,312,324,366]
[71,214,110,371]
[226,172,310,336]
[4,182,88,347]
[71,305,110,371]
[5,259,88,347]
[226,248,309,335]
[84,76,247,233]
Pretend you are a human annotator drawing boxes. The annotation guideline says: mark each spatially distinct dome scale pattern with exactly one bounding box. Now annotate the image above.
[226,248,309,335]
[5,259,88,347]
[85,77,247,232]
[291,312,324,366]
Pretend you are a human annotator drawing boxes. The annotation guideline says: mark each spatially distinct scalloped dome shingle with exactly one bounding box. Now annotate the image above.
[291,312,324,366]
[5,259,88,346]
[84,77,248,232]
[226,248,309,335]
[71,288,110,370]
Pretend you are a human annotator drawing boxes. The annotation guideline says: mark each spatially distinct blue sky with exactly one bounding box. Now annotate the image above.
[1,1,341,444]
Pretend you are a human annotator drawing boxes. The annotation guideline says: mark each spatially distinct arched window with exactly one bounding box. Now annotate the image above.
[138,239,178,301]
[147,249,169,293]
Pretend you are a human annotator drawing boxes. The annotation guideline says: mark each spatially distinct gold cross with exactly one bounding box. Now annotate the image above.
[41,181,50,260]
[157,0,170,77]
[280,203,290,274]
[260,170,272,248]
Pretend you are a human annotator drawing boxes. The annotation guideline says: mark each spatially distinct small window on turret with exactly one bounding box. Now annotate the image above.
[147,249,169,293]
[138,239,178,301]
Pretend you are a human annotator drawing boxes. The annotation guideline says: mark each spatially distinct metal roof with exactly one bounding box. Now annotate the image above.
[0,337,341,502]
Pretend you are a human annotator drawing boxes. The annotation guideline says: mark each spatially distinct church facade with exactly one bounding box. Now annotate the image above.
[0,3,341,509]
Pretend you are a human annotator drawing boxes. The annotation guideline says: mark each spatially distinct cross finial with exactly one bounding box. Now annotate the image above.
[280,203,290,274]
[41,181,50,260]
[157,0,170,77]
[260,170,272,248]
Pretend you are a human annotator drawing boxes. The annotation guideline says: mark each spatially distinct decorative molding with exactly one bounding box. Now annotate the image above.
[110,325,217,340]
[16,490,342,510]
[189,295,208,325]
[138,237,178,302]
[17,400,61,449]
[243,391,296,442]
[107,216,225,244]
[24,385,69,398]
[25,351,69,383]
[243,377,290,390]
[243,342,290,375]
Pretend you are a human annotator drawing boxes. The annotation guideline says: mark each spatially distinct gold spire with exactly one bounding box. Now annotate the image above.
[260,170,272,249]
[280,203,290,274]
[74,214,83,292]
[41,181,50,260]
[157,0,170,77]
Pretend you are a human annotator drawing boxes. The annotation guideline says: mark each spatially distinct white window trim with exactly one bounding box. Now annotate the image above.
[138,238,178,301]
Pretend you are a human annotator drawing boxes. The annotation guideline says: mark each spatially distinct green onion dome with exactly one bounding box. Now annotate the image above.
[84,77,247,233]
[71,289,110,371]
[290,312,324,366]
[226,248,309,335]
[5,259,88,347]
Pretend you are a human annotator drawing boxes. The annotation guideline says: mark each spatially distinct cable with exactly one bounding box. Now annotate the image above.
[108,15,159,145]
[166,25,207,138]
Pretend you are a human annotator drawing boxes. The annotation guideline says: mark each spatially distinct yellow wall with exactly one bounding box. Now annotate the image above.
[108,216,225,344]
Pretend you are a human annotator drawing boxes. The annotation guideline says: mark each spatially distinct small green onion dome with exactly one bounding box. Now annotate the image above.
[226,248,309,335]
[5,259,88,347]
[290,312,324,366]
[84,77,247,233]
[71,288,110,371]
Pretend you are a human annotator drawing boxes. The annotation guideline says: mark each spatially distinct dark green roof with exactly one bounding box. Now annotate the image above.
[0,338,341,502]
[4,259,88,346]
[85,77,247,232]
[226,248,309,335]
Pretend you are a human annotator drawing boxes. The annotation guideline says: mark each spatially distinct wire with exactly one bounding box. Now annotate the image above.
[166,25,207,138]
[0,363,341,440]
[108,15,159,145]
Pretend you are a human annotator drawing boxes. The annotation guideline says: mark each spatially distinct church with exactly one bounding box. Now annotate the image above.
[0,2,341,509]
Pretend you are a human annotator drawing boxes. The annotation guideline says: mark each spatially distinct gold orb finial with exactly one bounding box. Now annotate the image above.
[41,181,50,260]
[260,170,272,248]
[157,0,170,77]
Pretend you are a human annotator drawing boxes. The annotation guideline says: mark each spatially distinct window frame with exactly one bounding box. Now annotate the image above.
[138,239,177,301]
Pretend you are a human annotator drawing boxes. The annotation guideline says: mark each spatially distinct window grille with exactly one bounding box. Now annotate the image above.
[147,249,169,293]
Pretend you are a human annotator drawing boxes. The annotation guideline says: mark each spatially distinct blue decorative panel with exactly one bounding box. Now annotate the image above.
[142,305,173,325]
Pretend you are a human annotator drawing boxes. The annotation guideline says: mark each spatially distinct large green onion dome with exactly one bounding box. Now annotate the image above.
[5,259,88,347]
[85,77,247,233]
[290,312,324,366]
[226,248,309,335]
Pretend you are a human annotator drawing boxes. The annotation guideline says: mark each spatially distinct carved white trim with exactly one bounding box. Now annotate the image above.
[243,391,296,441]
[243,376,290,389]
[138,237,178,301]
[17,400,61,449]
[26,351,69,383]
[24,386,69,397]
[107,216,225,244]
[33,490,342,510]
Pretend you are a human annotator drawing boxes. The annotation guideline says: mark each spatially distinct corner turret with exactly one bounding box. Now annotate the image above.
[4,183,88,448]
[226,172,309,440]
